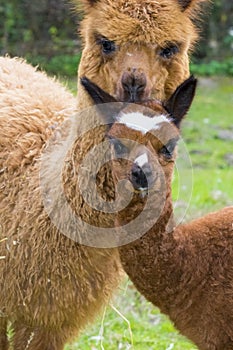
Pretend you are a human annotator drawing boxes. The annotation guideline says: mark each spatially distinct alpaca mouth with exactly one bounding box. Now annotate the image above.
[133,187,149,198]
[120,94,147,104]
[133,186,163,199]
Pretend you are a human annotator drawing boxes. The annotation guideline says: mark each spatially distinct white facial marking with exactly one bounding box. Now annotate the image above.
[117,112,170,134]
[126,52,133,57]
[135,153,148,167]
[139,188,148,198]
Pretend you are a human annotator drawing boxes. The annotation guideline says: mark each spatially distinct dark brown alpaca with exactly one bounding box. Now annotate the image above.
[82,76,233,350]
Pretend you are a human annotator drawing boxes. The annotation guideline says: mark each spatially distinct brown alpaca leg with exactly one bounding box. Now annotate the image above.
[27,331,67,350]
[0,318,9,350]
[12,324,68,350]
[12,324,32,349]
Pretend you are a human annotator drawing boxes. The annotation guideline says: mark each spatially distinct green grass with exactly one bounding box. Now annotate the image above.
[65,281,197,350]
[64,76,233,349]
[178,77,233,218]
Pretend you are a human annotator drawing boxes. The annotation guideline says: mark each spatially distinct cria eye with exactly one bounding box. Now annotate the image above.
[160,145,173,159]
[101,38,116,54]
[160,139,178,159]
[160,45,179,59]
[111,139,128,156]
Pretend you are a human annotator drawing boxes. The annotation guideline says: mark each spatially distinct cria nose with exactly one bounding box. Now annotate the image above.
[130,163,152,190]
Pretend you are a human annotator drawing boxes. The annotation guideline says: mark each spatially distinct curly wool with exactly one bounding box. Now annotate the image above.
[0,57,121,349]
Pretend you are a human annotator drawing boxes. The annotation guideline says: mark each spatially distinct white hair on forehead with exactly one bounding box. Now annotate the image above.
[117,112,171,134]
[135,153,148,167]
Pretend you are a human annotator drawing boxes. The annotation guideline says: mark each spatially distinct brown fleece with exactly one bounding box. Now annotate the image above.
[120,206,233,350]
[0,57,121,349]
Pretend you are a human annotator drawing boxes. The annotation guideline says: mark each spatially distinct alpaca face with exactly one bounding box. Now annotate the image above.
[81,75,197,196]
[106,107,179,194]
[77,0,206,103]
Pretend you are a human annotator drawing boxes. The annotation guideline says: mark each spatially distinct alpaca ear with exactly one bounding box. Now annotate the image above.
[178,0,194,10]
[178,0,209,12]
[86,0,98,4]
[164,75,197,128]
[80,77,123,126]
[72,0,99,12]
[78,0,98,5]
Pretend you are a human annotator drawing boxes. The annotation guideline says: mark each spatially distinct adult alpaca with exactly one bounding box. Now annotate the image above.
[82,77,233,350]
[0,57,121,350]
[75,0,210,245]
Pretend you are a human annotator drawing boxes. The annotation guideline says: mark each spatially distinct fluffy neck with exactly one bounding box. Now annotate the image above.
[118,187,179,313]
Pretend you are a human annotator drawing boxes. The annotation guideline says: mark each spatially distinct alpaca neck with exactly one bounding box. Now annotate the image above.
[117,185,175,244]
[118,189,179,312]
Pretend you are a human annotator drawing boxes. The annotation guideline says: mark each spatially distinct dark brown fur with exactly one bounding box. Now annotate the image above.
[120,207,233,350]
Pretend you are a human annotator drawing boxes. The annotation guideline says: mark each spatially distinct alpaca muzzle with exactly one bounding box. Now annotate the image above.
[130,162,154,192]
[121,69,147,102]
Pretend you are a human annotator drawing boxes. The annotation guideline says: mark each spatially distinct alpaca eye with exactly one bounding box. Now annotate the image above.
[159,45,179,59]
[160,145,173,159]
[160,139,178,159]
[111,139,128,156]
[101,38,116,54]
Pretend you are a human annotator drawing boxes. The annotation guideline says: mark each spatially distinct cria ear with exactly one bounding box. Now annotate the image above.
[81,77,123,127]
[164,76,197,128]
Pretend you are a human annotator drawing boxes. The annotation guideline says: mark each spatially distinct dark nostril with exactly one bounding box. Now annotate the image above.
[132,166,142,179]
[121,71,147,102]
[122,82,130,92]
[137,84,146,92]
[131,165,148,189]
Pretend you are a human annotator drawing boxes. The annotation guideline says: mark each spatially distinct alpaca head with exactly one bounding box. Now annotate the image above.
[76,0,207,104]
[81,75,197,199]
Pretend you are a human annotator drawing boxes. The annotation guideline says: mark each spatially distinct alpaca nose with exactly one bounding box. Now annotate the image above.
[121,69,147,102]
[130,163,153,191]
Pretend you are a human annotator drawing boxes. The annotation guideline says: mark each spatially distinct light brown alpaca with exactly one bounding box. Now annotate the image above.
[82,77,233,350]
[0,57,121,350]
